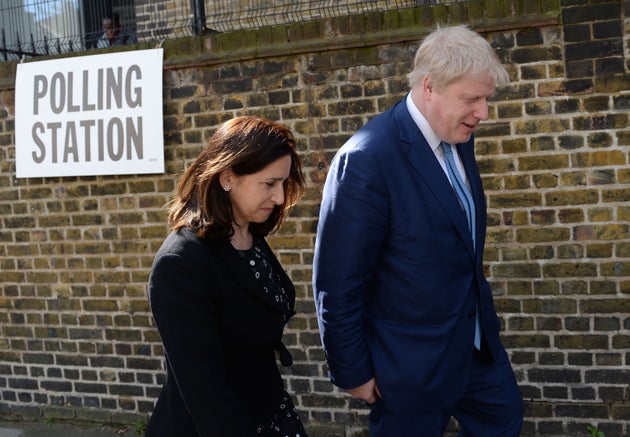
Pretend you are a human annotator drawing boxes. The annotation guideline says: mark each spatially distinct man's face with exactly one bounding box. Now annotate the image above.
[102,19,115,37]
[422,75,495,145]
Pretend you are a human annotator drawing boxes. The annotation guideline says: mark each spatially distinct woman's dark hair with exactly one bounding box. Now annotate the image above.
[168,116,305,240]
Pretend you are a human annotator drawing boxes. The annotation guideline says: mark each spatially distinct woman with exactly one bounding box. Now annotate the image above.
[146,116,307,436]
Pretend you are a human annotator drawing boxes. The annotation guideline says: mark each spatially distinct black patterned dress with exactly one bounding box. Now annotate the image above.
[237,241,307,437]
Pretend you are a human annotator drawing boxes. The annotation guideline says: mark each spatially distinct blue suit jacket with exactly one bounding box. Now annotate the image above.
[313,96,503,414]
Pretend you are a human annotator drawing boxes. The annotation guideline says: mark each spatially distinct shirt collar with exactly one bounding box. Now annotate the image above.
[405,92,442,153]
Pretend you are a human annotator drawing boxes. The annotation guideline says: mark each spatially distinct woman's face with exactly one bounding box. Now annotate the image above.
[226,154,292,227]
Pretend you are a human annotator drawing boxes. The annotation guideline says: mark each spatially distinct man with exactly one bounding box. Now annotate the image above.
[97,14,136,48]
[313,25,523,436]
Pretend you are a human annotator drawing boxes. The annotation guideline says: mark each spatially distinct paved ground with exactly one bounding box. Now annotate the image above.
[0,422,130,437]
[0,422,449,437]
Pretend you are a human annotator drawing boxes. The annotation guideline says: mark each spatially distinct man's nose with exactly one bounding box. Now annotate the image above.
[474,100,489,120]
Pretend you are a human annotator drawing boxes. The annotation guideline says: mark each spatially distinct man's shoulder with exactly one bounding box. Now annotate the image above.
[119,28,137,44]
[339,98,409,156]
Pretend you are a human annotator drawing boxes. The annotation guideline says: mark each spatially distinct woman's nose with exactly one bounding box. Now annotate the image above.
[271,186,285,205]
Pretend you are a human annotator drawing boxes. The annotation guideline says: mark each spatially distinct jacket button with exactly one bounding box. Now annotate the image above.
[468,310,476,318]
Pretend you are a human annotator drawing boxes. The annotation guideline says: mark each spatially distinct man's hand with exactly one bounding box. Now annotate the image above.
[347,377,382,405]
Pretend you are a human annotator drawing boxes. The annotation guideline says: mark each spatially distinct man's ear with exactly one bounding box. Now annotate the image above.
[422,76,433,100]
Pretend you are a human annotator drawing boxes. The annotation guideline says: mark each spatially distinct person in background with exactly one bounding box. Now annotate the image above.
[146,116,307,436]
[313,25,523,436]
[97,13,136,48]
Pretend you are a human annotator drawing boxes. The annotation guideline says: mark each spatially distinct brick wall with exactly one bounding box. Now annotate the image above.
[0,1,629,436]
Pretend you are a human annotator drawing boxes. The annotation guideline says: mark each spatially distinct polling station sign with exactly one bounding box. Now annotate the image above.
[15,49,164,178]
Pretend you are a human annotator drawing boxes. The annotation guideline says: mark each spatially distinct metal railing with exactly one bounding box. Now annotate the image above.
[204,0,437,32]
[1,0,137,61]
[1,0,442,62]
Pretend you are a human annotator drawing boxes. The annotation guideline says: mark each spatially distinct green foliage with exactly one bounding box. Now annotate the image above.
[132,420,147,435]
[586,425,605,437]
[43,417,54,427]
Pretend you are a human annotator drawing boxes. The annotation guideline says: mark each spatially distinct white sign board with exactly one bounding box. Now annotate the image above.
[15,49,164,178]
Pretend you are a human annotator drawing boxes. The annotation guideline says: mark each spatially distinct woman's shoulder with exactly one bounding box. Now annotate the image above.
[156,227,223,260]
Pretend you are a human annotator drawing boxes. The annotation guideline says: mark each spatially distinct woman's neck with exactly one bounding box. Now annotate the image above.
[230,224,253,250]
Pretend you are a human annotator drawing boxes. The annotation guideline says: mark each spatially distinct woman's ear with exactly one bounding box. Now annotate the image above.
[219,169,234,192]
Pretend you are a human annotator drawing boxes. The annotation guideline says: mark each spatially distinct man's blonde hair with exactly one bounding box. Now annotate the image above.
[407,25,510,90]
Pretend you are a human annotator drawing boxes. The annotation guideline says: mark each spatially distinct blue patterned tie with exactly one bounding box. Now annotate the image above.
[441,142,481,350]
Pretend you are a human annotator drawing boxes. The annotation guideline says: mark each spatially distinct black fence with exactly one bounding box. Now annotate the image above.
[0,0,137,61]
[1,0,440,62]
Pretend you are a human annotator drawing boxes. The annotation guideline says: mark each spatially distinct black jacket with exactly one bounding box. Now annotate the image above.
[146,227,296,436]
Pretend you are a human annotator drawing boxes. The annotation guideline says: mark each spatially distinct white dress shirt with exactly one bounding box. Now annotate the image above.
[405,92,470,189]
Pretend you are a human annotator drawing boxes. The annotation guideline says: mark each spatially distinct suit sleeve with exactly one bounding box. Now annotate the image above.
[313,146,390,389]
[149,250,250,436]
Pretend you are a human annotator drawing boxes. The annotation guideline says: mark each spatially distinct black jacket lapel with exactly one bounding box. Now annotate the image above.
[207,236,295,314]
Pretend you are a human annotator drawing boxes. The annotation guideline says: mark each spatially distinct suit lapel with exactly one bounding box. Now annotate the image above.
[457,141,485,260]
[393,101,475,258]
